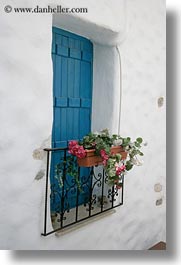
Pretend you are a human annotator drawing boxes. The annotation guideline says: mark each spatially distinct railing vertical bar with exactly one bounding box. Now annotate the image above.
[60,149,66,229]
[89,167,93,217]
[111,185,114,208]
[121,174,124,204]
[75,166,80,222]
[101,167,105,212]
[43,150,50,236]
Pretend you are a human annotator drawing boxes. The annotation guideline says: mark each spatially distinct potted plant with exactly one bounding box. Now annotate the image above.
[68,129,144,188]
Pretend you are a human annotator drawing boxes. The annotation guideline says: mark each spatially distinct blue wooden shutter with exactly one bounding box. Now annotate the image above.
[51,27,93,213]
[52,27,93,148]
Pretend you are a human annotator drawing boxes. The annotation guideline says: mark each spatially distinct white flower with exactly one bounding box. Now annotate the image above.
[93,131,99,136]
[131,157,144,166]
[126,154,130,160]
[138,160,144,166]
[113,139,123,146]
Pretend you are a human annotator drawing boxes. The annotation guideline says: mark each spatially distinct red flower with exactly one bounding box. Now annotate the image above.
[100,149,109,166]
[100,149,106,157]
[68,140,78,149]
[121,165,126,171]
[76,146,87,158]
[115,165,126,176]
[68,141,86,158]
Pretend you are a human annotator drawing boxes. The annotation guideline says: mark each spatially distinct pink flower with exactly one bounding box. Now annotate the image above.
[120,165,126,171]
[68,141,86,158]
[115,165,126,176]
[68,144,78,155]
[100,149,109,166]
[100,149,106,157]
[100,150,109,160]
[75,146,87,158]
[115,167,121,176]
[102,159,107,166]
[68,140,78,149]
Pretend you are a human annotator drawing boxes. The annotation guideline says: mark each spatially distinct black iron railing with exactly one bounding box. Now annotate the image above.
[41,147,124,236]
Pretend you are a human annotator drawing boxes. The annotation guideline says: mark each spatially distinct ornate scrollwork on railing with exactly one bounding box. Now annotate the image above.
[42,147,123,236]
[92,172,103,188]
[107,186,119,203]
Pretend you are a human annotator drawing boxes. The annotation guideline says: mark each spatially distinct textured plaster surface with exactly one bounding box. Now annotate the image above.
[0,0,165,250]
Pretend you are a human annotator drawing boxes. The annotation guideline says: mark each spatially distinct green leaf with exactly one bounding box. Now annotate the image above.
[135,142,140,148]
[126,161,133,171]
[126,164,133,171]
[112,134,117,140]
[136,137,143,143]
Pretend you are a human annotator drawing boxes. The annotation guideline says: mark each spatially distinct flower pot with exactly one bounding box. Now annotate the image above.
[111,146,127,160]
[77,149,102,167]
[77,146,127,167]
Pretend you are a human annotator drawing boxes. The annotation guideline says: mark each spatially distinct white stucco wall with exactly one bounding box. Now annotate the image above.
[0,0,166,250]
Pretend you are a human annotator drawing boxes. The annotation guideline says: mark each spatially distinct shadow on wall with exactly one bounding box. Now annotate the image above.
[7,9,178,257]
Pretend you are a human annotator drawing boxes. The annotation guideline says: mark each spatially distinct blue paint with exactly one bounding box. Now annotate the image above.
[51,27,93,213]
